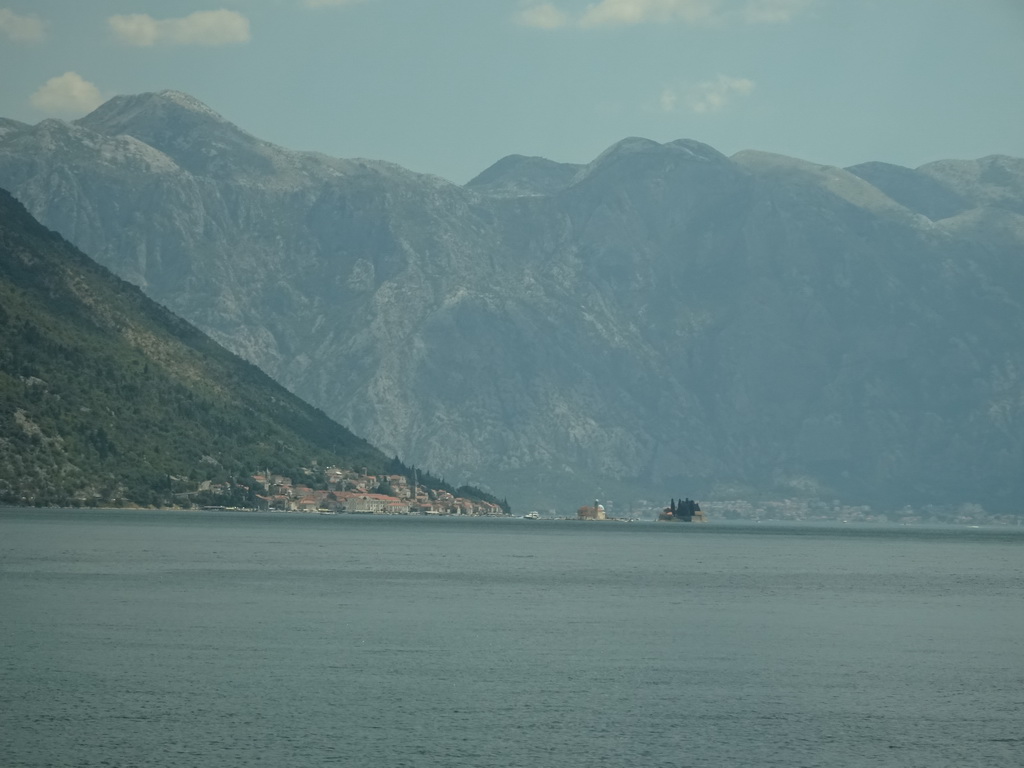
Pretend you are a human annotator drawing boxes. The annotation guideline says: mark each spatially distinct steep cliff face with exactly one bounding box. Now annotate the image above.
[2,91,1022,511]
[0,188,405,508]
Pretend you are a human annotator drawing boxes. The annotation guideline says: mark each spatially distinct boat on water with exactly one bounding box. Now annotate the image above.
[523,512,540,520]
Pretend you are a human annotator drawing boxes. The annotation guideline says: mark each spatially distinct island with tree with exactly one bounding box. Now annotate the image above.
[658,498,705,522]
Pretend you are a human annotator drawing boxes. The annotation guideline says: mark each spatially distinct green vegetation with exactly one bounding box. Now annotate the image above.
[0,189,503,510]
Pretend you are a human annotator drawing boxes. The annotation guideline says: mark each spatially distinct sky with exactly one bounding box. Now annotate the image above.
[1,0,1023,184]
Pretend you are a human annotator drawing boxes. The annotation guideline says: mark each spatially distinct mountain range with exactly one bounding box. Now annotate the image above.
[1,90,1022,513]
[0,187,502,509]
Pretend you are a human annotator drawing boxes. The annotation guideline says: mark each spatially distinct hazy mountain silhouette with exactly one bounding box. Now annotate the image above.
[2,91,1022,512]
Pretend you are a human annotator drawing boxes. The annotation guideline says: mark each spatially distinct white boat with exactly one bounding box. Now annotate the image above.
[523,512,540,520]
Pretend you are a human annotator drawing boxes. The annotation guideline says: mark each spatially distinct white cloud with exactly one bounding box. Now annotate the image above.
[30,72,104,116]
[304,0,365,7]
[517,3,571,29]
[0,8,45,41]
[581,0,718,28]
[525,0,812,28]
[686,74,755,113]
[108,10,250,46]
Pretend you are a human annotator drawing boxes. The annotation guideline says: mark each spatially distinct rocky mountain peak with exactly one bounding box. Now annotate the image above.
[76,90,229,135]
[663,138,729,162]
[578,137,724,174]
[0,115,178,177]
[156,89,227,117]
[917,155,1024,214]
[0,117,28,140]
[465,154,583,197]
[7,118,88,155]
[845,161,969,221]
[733,149,916,219]
[74,91,272,180]
[569,137,737,193]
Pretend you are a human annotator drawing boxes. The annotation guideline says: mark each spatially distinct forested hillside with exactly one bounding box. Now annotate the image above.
[0,188,497,508]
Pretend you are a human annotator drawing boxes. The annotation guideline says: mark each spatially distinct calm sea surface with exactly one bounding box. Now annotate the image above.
[1,509,1022,768]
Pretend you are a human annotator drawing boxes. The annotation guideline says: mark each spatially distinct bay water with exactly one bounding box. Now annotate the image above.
[2,508,1022,767]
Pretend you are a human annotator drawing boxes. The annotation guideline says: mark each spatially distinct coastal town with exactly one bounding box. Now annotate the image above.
[186,466,1014,526]
[246,466,507,517]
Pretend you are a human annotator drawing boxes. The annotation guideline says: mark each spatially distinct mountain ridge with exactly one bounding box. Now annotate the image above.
[0,186,505,509]
[2,91,1022,513]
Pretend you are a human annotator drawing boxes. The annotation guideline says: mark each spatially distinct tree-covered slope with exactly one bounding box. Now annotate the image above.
[0,187,426,507]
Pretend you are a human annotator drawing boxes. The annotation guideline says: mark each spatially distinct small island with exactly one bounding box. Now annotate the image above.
[658,498,705,523]
[577,501,607,520]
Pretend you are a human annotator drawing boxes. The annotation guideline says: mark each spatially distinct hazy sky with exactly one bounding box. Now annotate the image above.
[2,1,1022,183]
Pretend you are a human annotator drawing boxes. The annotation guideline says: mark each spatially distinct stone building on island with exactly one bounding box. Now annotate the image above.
[577,501,607,520]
